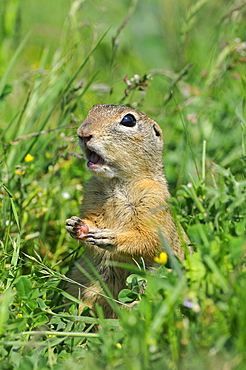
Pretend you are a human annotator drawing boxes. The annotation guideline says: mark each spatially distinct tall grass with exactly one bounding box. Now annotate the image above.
[0,0,245,369]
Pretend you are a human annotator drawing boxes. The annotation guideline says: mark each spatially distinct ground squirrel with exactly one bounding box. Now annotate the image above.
[66,104,190,317]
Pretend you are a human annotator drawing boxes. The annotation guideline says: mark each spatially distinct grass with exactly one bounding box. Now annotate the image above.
[0,0,246,368]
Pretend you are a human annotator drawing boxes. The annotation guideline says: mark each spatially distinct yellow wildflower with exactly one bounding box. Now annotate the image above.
[24,154,34,162]
[17,313,23,318]
[15,167,26,176]
[116,343,122,349]
[48,334,56,338]
[154,252,168,264]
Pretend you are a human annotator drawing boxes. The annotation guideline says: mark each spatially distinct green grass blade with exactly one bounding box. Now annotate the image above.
[0,32,30,97]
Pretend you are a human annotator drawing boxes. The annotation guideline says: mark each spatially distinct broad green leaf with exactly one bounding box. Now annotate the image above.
[118,289,138,304]
[15,276,32,299]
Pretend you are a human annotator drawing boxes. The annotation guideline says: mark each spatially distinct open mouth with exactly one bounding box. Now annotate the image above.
[87,150,105,169]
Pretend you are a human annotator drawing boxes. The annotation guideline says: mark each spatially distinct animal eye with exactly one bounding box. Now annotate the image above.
[120,114,136,127]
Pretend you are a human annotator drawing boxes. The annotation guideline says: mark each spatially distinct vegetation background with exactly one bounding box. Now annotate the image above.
[0,0,245,369]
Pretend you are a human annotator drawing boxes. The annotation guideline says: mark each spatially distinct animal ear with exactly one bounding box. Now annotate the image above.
[152,123,162,139]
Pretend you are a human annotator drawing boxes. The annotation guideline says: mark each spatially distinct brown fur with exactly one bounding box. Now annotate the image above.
[66,104,190,318]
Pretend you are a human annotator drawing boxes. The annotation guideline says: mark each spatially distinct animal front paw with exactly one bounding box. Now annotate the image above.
[65,216,89,240]
[84,229,116,251]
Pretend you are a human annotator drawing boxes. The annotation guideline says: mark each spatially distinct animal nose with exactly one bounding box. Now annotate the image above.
[77,124,93,143]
